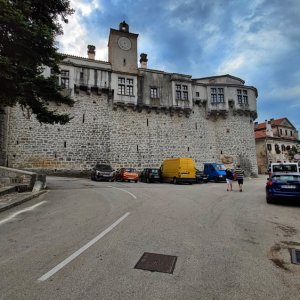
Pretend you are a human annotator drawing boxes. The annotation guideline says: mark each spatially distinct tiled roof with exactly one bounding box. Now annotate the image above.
[254,118,286,130]
[255,131,266,139]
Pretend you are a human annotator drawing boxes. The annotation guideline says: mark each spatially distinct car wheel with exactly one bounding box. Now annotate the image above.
[91,175,94,181]
[146,178,150,183]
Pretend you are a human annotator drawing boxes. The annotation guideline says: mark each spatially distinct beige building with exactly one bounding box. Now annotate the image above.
[255,118,300,174]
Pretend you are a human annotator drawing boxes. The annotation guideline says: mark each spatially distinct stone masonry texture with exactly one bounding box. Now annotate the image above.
[1,91,258,176]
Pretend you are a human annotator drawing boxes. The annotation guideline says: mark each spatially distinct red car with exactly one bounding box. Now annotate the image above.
[115,168,139,182]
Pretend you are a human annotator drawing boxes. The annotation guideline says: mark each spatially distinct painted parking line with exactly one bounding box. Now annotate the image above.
[0,201,47,226]
[107,186,137,199]
[38,212,130,282]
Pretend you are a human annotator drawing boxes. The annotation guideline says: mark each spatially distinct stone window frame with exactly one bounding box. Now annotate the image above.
[150,87,159,99]
[237,89,248,105]
[118,77,134,96]
[60,70,69,89]
[175,83,189,101]
[211,87,224,103]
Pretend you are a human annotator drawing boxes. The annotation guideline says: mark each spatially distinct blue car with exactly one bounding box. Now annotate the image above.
[203,163,227,182]
[266,173,300,203]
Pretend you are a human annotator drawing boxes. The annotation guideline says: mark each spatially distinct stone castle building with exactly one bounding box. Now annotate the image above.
[0,21,259,175]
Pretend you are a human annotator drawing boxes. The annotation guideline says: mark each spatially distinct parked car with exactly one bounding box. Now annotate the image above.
[266,173,300,203]
[115,168,139,182]
[160,157,196,184]
[268,162,299,177]
[91,164,115,181]
[140,168,161,183]
[196,169,208,183]
[203,163,226,182]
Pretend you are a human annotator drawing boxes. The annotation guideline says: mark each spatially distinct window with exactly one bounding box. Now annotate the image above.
[175,84,189,100]
[280,129,283,135]
[127,85,133,95]
[150,87,158,98]
[290,131,293,137]
[118,77,125,95]
[126,78,133,95]
[118,77,134,96]
[61,70,69,89]
[243,90,248,104]
[237,89,248,104]
[267,144,272,151]
[281,145,286,151]
[196,92,200,97]
[285,130,288,135]
[211,87,224,103]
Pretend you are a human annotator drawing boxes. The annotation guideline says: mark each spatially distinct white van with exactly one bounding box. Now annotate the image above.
[269,163,300,175]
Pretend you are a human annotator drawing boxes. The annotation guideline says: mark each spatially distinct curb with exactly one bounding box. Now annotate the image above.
[0,190,48,213]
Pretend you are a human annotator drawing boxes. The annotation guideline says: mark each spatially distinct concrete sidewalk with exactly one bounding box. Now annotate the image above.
[0,186,47,212]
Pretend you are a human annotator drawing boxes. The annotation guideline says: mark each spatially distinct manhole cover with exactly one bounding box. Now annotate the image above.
[291,248,300,265]
[134,252,177,274]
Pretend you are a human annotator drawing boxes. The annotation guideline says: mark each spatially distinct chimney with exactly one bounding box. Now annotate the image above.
[140,53,148,68]
[87,45,95,60]
[266,119,273,137]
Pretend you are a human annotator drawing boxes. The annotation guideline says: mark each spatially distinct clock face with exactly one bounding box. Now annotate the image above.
[118,37,132,50]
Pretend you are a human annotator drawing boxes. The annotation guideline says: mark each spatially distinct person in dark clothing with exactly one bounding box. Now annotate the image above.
[225,168,234,191]
[234,164,244,192]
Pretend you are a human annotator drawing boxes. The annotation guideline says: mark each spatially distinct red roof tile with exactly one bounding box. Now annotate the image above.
[254,118,287,130]
[255,131,266,139]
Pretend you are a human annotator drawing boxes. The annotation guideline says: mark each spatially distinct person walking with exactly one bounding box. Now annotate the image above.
[235,164,244,192]
[225,168,234,191]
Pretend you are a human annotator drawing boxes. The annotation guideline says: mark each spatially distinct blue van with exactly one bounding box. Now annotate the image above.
[203,163,227,182]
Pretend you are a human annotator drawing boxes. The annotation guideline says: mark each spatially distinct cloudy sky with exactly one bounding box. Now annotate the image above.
[57,0,300,132]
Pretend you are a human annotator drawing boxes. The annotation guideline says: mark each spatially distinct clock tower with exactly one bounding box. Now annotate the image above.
[108,21,139,74]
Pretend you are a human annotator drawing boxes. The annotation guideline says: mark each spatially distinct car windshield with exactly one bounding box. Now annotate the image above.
[272,175,300,182]
[272,165,298,172]
[215,164,226,170]
[95,164,112,171]
[150,169,159,174]
[125,168,136,172]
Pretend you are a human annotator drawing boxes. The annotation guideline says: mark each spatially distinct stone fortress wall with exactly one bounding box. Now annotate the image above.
[1,90,258,176]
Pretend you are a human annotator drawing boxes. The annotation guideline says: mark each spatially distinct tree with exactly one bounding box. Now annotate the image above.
[0,0,74,124]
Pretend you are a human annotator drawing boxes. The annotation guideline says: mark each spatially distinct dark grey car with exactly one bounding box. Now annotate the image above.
[91,164,115,181]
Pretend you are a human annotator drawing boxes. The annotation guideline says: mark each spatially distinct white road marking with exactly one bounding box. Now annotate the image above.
[107,186,137,199]
[0,201,47,226]
[38,212,130,282]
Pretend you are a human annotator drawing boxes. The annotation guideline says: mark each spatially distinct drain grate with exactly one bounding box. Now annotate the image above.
[291,248,300,265]
[134,252,177,274]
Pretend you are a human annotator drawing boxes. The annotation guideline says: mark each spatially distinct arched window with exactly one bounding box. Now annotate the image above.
[281,145,286,151]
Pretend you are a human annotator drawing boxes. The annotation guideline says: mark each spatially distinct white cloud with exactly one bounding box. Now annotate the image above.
[57,0,107,60]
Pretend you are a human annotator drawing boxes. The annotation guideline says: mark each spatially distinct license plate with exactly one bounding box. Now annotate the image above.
[281,185,296,189]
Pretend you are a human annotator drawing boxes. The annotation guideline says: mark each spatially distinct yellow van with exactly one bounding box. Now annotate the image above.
[160,157,196,184]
